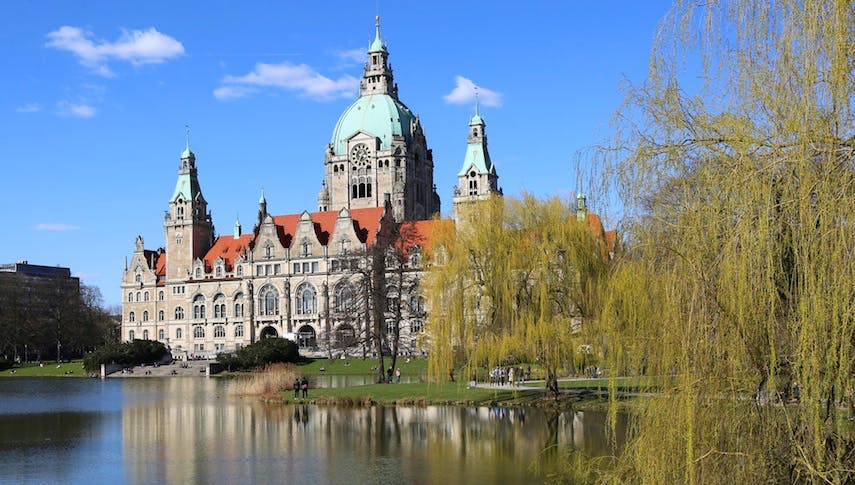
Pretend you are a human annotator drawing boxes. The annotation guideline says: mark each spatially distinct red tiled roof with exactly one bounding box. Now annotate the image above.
[203,234,253,271]
[155,252,167,276]
[399,218,454,257]
[272,207,386,247]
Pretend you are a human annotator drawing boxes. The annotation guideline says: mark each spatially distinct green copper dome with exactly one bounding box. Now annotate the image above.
[330,94,415,155]
[469,113,485,126]
[180,147,194,159]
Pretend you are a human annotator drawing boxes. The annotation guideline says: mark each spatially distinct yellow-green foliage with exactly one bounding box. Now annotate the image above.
[600,0,855,482]
[425,195,608,388]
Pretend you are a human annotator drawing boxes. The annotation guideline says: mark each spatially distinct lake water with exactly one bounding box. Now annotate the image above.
[0,377,622,484]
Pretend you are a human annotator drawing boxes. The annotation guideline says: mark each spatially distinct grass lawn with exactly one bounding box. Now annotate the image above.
[291,381,541,405]
[298,357,429,376]
[1,360,89,378]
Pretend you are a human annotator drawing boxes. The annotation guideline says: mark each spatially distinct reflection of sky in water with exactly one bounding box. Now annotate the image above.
[0,378,624,484]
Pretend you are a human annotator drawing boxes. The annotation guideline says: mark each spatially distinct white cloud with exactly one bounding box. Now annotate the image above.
[34,223,80,231]
[16,103,41,113]
[215,61,359,101]
[443,76,503,107]
[46,26,185,76]
[57,101,96,118]
[334,48,365,63]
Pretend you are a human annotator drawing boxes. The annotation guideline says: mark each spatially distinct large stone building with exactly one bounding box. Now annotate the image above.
[121,18,502,358]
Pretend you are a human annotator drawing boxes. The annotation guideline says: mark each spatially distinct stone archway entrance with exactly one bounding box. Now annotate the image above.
[297,325,316,348]
[259,326,278,339]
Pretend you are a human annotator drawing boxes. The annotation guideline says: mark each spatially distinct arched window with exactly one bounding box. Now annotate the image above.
[129,330,135,341]
[175,306,185,320]
[158,310,165,321]
[236,265,243,277]
[136,292,141,302]
[129,311,136,322]
[142,311,149,322]
[335,283,354,313]
[176,327,183,339]
[128,293,133,302]
[264,243,273,258]
[410,296,425,314]
[215,266,223,278]
[194,267,202,279]
[142,329,149,340]
[177,206,184,219]
[135,273,141,283]
[213,294,226,318]
[259,285,279,316]
[158,290,164,301]
[234,292,244,318]
[193,295,206,319]
[295,283,317,315]
[214,325,225,339]
[194,326,205,339]
[144,291,149,302]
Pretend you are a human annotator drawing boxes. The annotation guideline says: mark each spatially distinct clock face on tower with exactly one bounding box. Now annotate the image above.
[350,143,370,163]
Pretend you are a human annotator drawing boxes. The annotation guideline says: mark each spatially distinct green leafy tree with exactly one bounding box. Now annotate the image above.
[598,0,855,482]
[426,195,609,395]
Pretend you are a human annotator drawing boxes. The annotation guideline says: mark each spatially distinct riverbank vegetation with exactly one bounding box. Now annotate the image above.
[424,1,855,481]
[589,0,855,482]
[217,337,299,371]
[231,363,301,398]
[82,339,168,371]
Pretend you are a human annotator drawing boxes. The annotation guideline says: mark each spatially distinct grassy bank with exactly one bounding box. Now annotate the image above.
[1,360,89,377]
[287,381,539,405]
[297,357,429,376]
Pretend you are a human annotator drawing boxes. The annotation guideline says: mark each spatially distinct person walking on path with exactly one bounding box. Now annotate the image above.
[395,368,401,383]
[509,367,515,387]
[301,376,309,398]
[294,378,301,399]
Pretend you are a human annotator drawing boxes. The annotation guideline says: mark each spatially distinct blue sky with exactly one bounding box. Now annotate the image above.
[0,1,669,307]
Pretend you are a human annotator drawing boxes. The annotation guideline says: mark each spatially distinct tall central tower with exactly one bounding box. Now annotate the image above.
[321,17,440,221]
[163,134,214,281]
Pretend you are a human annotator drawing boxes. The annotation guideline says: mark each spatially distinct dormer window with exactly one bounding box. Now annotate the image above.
[194,267,201,279]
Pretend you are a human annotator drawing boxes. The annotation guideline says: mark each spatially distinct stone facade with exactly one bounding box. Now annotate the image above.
[121,18,474,358]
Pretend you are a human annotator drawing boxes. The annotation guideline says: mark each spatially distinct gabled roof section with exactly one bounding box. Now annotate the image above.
[272,207,386,248]
[203,234,252,271]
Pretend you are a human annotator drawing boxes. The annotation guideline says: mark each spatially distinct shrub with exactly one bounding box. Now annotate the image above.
[0,358,12,371]
[83,340,169,371]
[216,338,299,371]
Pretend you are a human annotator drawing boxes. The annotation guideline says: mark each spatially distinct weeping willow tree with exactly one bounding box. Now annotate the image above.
[425,195,609,395]
[600,0,855,482]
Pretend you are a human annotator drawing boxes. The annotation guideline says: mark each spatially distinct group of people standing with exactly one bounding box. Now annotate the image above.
[489,366,530,386]
[293,376,309,398]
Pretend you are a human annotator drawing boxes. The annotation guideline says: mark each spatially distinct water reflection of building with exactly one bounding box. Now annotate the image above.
[121,379,622,483]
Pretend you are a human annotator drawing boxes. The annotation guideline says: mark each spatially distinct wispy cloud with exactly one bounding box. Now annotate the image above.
[34,223,80,231]
[16,103,41,113]
[334,48,365,64]
[57,101,96,118]
[46,26,185,77]
[215,61,359,101]
[443,76,503,107]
